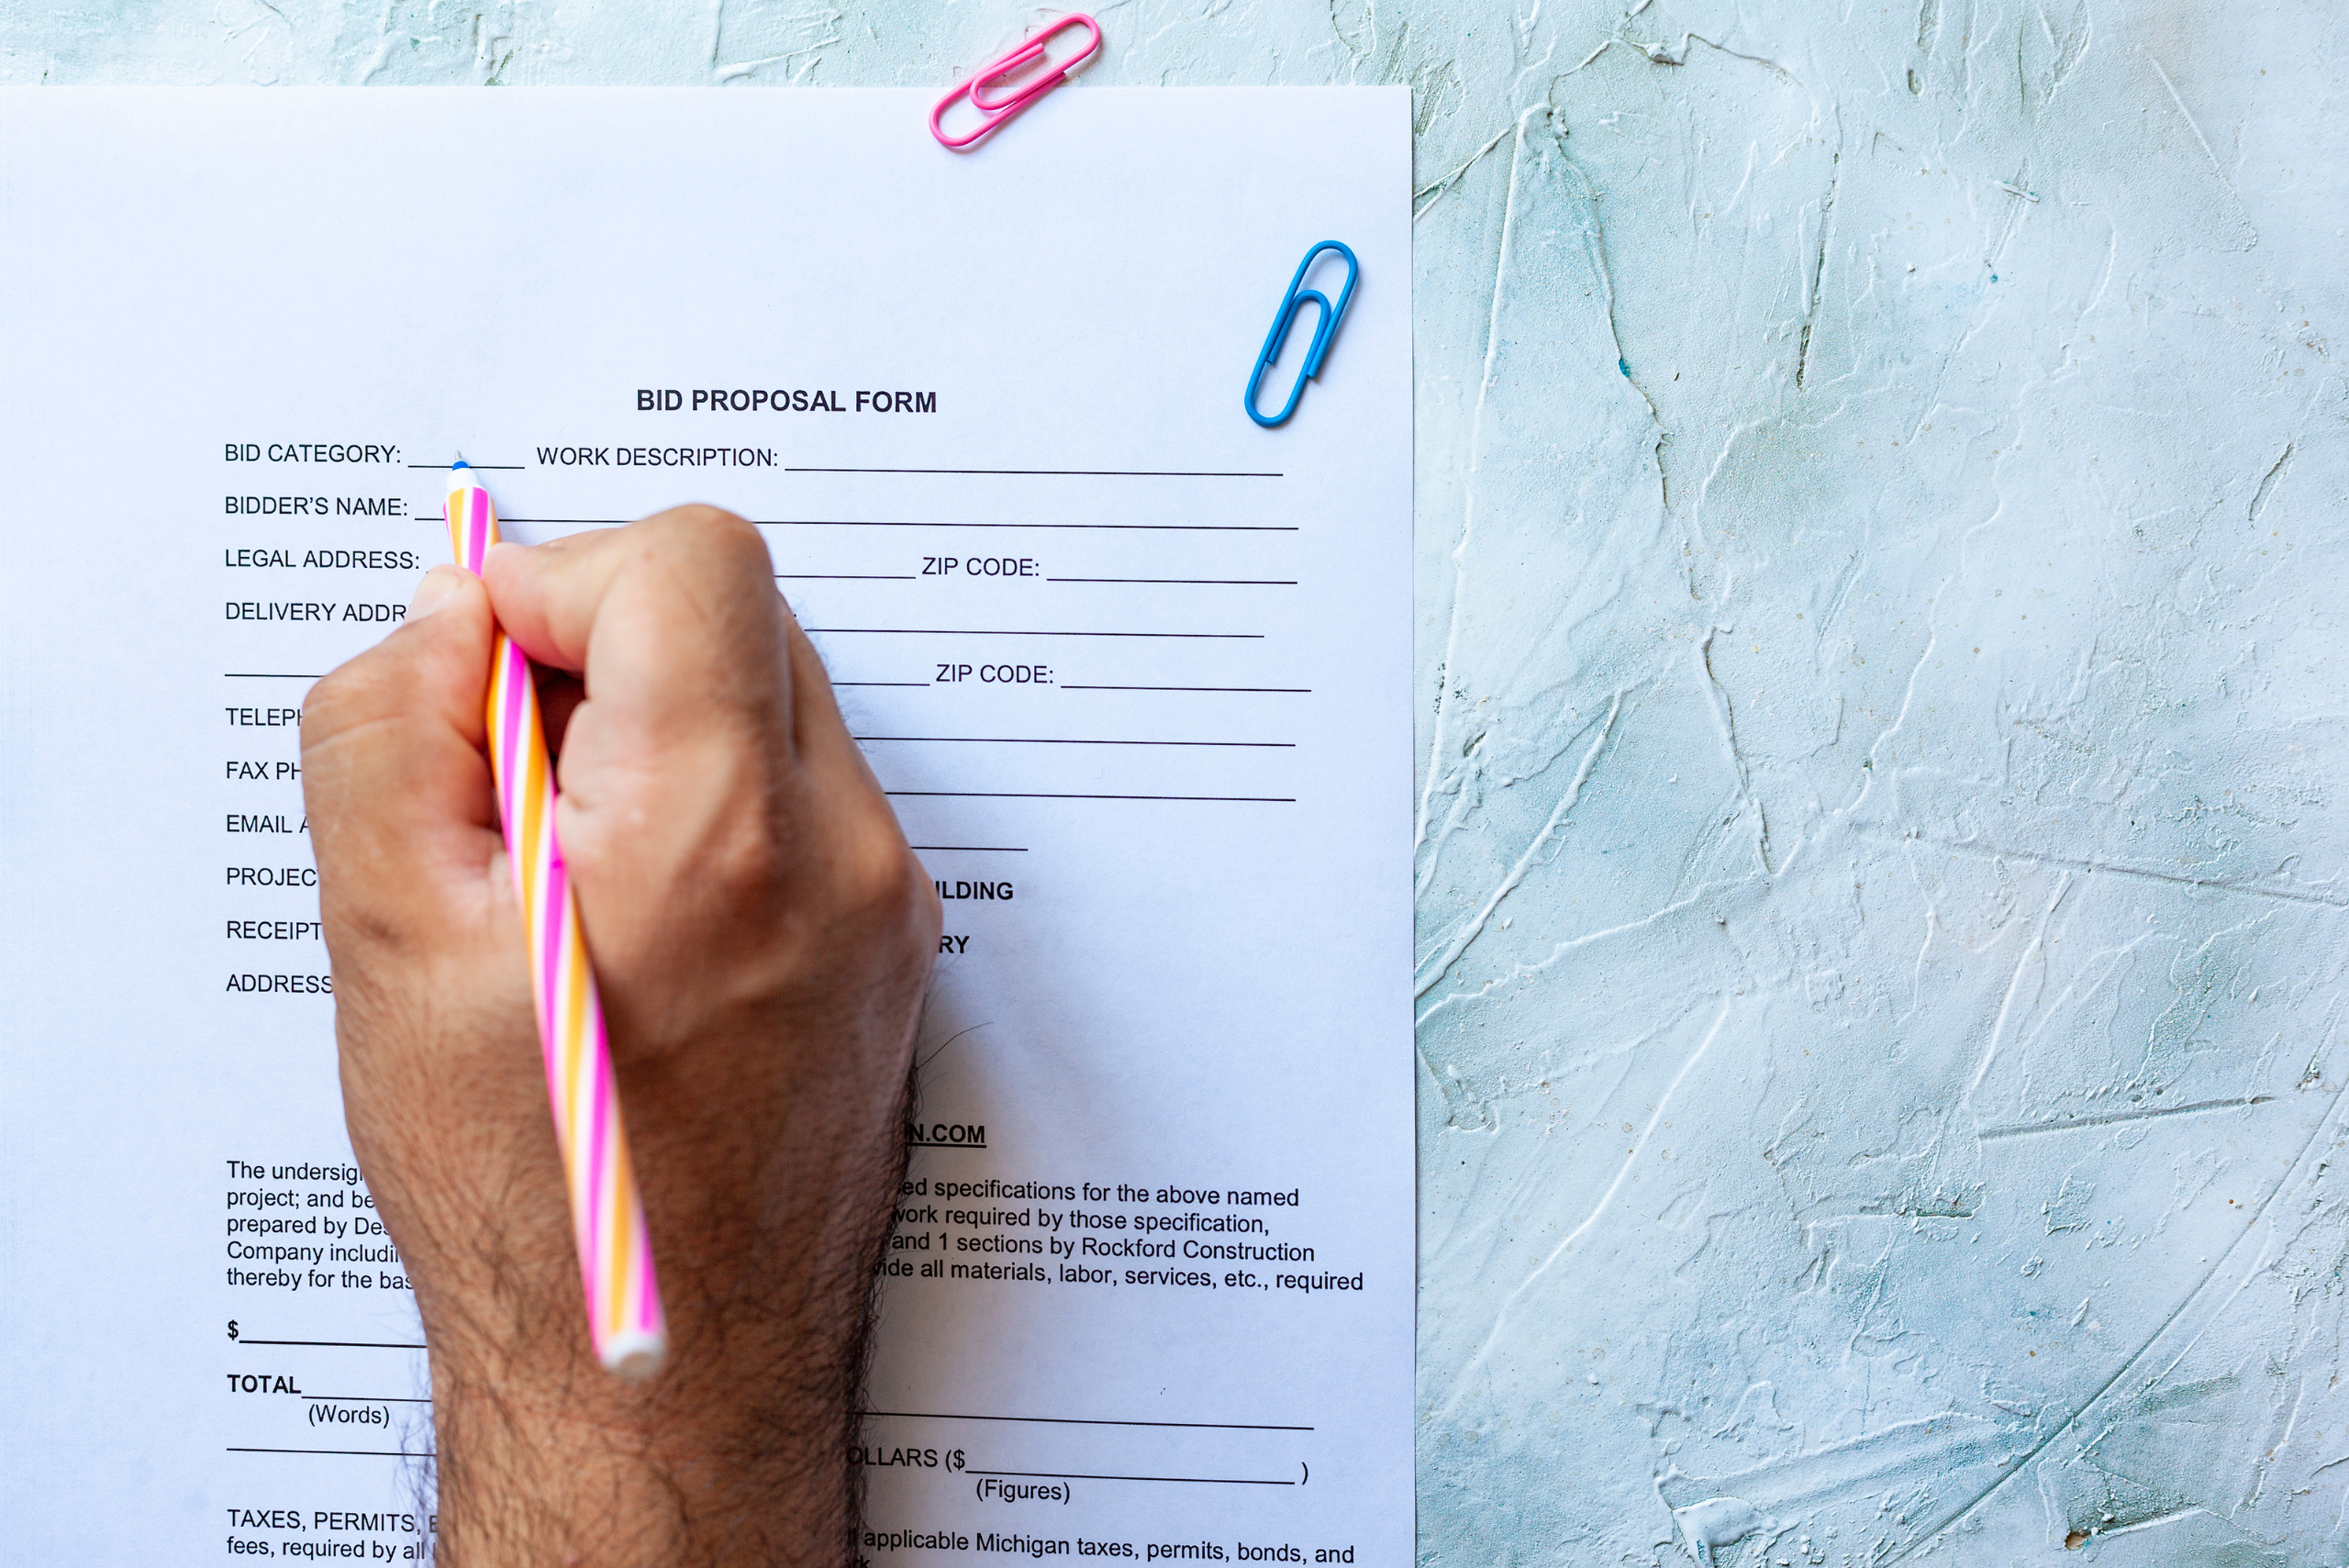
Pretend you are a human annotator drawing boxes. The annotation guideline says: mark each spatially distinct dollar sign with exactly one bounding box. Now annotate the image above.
[948,1449,964,1472]
[228,1319,239,1340]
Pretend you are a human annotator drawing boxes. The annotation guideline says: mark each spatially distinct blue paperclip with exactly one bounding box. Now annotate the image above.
[1244,240,1358,428]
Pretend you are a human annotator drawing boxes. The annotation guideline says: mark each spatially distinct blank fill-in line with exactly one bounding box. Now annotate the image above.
[855,736,1293,749]
[777,573,918,581]
[833,681,934,688]
[304,1395,430,1403]
[964,1469,1294,1486]
[228,1447,436,1458]
[509,518,1298,533]
[786,467,1282,479]
[911,845,1028,852]
[237,1339,427,1350]
[807,628,1260,639]
[406,462,520,470]
[1063,684,1311,694]
[225,673,324,680]
[887,791,1293,803]
[860,1410,1311,1431]
[1047,578,1297,586]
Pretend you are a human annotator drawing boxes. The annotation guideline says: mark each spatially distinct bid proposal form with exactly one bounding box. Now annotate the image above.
[0,88,1411,1564]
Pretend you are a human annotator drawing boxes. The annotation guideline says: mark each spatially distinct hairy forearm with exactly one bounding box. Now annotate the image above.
[422,1211,888,1563]
[415,1074,912,1567]
[307,511,941,1567]
[429,1355,859,1566]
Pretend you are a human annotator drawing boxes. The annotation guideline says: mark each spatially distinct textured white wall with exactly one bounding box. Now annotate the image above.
[10,2,2346,1562]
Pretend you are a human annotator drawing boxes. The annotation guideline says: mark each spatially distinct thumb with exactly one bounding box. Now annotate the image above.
[303,565,504,931]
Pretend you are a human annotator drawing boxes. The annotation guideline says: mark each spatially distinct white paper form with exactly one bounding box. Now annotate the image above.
[0,88,1409,1565]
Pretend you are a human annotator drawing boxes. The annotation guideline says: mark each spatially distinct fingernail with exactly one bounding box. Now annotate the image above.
[408,566,468,619]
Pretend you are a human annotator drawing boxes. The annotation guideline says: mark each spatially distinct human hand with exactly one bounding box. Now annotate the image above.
[301,506,941,1565]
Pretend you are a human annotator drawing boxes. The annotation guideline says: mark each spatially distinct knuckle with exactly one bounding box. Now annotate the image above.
[642,505,765,566]
[299,656,388,756]
[833,823,935,933]
[651,506,773,587]
[709,805,785,895]
[651,501,740,533]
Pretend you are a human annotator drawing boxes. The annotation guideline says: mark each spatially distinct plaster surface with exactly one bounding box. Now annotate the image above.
[8,2,2346,1562]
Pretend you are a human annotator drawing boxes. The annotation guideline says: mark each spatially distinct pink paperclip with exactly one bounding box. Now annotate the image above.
[930,14,1101,150]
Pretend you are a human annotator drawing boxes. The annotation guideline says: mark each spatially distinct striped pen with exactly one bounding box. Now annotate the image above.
[444,460,667,1378]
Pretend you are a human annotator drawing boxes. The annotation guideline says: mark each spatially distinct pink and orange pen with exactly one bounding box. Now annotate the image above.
[444,462,666,1377]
